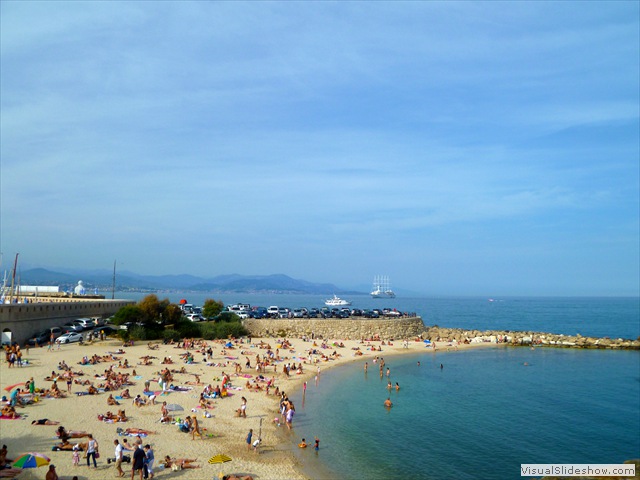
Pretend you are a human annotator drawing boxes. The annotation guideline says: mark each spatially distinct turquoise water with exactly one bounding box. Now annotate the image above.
[290,347,640,479]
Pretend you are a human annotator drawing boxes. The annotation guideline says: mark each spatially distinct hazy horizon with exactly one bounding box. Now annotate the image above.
[1,2,638,297]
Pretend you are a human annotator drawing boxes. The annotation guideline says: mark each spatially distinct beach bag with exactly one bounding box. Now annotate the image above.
[180,424,190,433]
[95,452,100,459]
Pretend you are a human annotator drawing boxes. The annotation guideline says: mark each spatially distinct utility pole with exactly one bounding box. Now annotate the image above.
[111,259,116,300]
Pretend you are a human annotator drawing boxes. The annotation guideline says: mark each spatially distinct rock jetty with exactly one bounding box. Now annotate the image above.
[422,326,640,350]
[243,318,639,350]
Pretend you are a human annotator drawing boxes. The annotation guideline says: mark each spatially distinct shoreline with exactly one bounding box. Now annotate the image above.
[0,335,489,480]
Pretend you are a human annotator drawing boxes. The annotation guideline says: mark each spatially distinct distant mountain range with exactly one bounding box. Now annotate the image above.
[14,268,360,295]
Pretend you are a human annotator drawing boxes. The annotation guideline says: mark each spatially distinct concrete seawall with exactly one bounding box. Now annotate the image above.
[0,298,135,345]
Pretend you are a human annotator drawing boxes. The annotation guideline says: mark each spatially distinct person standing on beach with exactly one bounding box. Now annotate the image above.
[131,445,145,480]
[238,397,247,418]
[285,402,295,429]
[114,439,124,477]
[191,416,202,440]
[246,429,253,450]
[143,444,154,479]
[86,434,98,469]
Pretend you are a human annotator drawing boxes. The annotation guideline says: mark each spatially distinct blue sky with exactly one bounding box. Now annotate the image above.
[1,1,638,296]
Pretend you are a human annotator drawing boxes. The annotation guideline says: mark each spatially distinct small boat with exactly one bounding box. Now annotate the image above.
[324,295,352,306]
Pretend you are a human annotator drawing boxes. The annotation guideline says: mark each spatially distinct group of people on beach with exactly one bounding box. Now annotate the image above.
[1,332,351,479]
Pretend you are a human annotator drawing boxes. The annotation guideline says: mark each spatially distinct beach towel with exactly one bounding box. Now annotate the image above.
[134,376,143,380]
[143,391,162,396]
[0,415,22,420]
[115,396,123,400]
[225,356,238,360]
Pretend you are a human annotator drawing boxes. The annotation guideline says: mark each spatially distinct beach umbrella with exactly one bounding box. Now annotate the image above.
[208,454,232,464]
[12,453,51,469]
[165,403,184,412]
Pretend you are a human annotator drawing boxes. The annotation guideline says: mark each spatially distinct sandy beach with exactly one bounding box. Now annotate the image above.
[1,334,488,480]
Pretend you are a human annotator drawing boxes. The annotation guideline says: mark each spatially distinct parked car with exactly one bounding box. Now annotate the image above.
[363,310,380,318]
[186,313,204,322]
[120,321,145,330]
[26,330,50,346]
[308,308,320,318]
[267,306,279,318]
[62,323,84,333]
[74,318,96,330]
[292,308,306,318]
[56,332,84,344]
[93,325,119,335]
[250,307,269,319]
[278,308,290,319]
[350,309,363,317]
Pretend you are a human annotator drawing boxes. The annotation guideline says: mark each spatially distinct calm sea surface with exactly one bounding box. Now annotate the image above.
[289,347,640,480]
[111,293,639,479]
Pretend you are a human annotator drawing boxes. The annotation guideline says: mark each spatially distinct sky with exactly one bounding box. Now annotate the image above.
[1,1,638,296]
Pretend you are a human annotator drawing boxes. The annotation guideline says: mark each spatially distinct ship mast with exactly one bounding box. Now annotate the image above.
[9,253,18,303]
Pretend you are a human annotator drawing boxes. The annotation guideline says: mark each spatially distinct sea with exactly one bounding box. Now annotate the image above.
[108,293,640,479]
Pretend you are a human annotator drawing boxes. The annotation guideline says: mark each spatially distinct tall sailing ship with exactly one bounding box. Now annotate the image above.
[370,275,396,298]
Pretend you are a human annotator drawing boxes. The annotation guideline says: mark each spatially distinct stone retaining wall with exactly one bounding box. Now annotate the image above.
[243,317,425,340]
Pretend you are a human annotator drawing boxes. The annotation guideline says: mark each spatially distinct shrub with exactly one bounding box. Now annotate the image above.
[162,329,181,342]
[175,320,202,339]
[217,321,248,339]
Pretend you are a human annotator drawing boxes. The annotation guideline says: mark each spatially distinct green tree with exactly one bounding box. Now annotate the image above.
[138,294,164,323]
[202,299,224,319]
[111,305,143,325]
[163,304,183,325]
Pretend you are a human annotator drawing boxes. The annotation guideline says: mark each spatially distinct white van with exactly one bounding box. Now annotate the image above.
[267,306,279,317]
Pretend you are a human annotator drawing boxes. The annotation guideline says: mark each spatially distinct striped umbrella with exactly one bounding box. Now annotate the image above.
[12,453,51,469]
[208,454,232,464]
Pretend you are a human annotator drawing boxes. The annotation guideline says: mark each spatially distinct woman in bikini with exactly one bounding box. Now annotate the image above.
[162,456,200,469]
[32,419,60,425]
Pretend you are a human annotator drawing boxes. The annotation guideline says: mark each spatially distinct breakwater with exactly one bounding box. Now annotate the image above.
[242,318,640,350]
[422,325,640,350]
